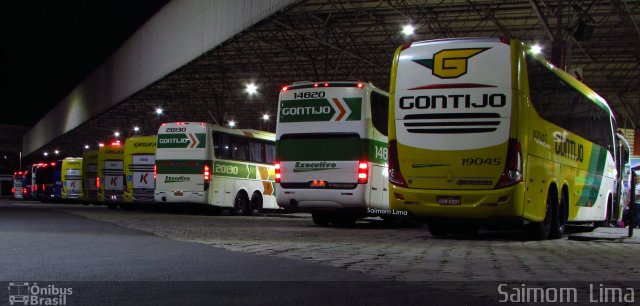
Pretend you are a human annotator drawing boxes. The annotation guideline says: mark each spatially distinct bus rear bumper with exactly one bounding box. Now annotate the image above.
[389,183,524,220]
[155,191,207,204]
[276,186,366,212]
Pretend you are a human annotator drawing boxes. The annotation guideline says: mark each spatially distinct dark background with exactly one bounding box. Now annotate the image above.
[0,0,169,126]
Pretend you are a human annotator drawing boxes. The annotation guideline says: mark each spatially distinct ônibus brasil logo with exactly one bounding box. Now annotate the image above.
[293,161,338,172]
[413,48,489,79]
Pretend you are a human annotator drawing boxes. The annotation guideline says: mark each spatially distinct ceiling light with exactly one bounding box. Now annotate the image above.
[134,126,140,132]
[402,24,415,36]
[262,114,269,120]
[228,120,236,127]
[530,44,542,54]
[246,83,258,95]
[156,107,163,115]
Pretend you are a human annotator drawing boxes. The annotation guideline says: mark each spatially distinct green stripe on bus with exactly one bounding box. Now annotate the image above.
[157,133,206,149]
[156,159,208,174]
[576,146,607,207]
[343,98,362,121]
[279,99,335,123]
[277,138,387,164]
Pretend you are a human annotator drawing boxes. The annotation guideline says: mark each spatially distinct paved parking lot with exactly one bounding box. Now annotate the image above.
[26,202,638,284]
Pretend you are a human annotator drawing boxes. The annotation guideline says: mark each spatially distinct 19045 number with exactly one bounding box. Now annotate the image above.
[461,158,502,166]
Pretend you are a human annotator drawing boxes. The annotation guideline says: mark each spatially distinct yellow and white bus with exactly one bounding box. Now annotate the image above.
[60,157,83,201]
[388,37,619,239]
[154,122,277,215]
[275,81,394,226]
[97,141,125,208]
[123,135,157,207]
[81,150,99,204]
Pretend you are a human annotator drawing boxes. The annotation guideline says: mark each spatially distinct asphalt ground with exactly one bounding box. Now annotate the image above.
[0,199,501,306]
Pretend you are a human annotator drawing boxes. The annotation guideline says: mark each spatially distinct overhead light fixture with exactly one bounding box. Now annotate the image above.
[54,150,59,155]
[228,120,236,127]
[262,114,269,120]
[245,83,258,95]
[156,107,163,115]
[84,145,90,149]
[134,126,140,132]
[43,152,49,157]
[402,24,415,36]
[530,44,542,55]
[114,131,120,137]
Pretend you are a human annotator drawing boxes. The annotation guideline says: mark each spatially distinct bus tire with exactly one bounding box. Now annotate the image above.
[529,188,554,240]
[311,213,331,226]
[248,192,262,216]
[231,192,249,216]
[550,189,568,239]
[428,221,448,237]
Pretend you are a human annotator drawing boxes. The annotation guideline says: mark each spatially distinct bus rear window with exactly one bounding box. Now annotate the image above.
[277,133,361,161]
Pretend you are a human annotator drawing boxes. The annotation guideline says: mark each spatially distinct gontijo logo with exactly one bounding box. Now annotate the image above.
[413,48,489,79]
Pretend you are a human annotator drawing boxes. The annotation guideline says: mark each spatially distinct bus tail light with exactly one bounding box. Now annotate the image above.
[203,164,211,190]
[11,187,14,193]
[96,177,100,188]
[388,140,408,187]
[154,164,157,180]
[23,188,27,194]
[495,138,523,189]
[274,162,281,183]
[358,162,369,184]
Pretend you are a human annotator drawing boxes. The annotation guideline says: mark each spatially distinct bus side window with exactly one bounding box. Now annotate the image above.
[230,135,249,161]
[214,133,232,159]
[370,91,389,136]
[265,143,275,164]
[250,141,264,163]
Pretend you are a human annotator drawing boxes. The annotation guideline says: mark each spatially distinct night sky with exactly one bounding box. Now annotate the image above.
[0,0,169,127]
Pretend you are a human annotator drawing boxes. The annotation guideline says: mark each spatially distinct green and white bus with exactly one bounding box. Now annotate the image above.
[275,81,395,226]
[154,122,277,215]
[388,37,619,239]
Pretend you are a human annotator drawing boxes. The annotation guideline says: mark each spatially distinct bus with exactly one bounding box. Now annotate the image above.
[97,141,125,208]
[61,157,83,201]
[12,171,28,199]
[123,135,157,207]
[154,122,277,215]
[388,37,619,239]
[275,81,393,226]
[82,150,99,204]
[33,162,56,202]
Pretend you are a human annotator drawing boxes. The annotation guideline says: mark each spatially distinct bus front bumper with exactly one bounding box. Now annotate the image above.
[389,183,525,220]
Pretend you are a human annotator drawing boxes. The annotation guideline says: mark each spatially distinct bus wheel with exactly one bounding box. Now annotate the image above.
[529,189,554,240]
[231,192,249,216]
[550,191,567,239]
[428,221,448,237]
[248,192,262,216]
[311,213,331,226]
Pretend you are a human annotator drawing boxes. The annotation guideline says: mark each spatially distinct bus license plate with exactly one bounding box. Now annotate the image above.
[437,196,461,205]
[174,191,183,196]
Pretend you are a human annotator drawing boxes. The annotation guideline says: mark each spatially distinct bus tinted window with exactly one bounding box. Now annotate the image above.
[265,143,275,164]
[370,91,389,136]
[214,132,275,164]
[527,55,613,150]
